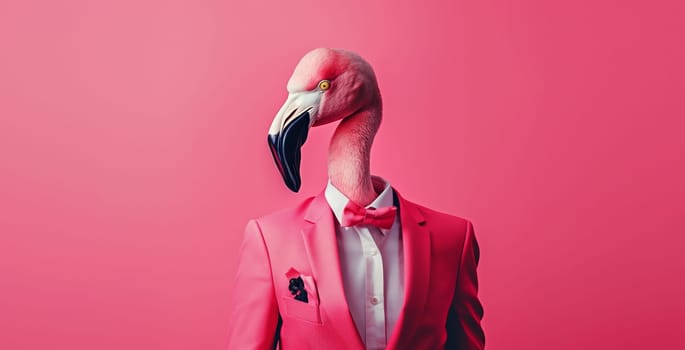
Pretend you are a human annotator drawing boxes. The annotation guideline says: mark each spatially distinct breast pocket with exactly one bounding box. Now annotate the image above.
[281,296,322,325]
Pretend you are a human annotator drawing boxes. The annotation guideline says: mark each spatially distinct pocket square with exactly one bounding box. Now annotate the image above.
[285,268,318,304]
[289,277,308,302]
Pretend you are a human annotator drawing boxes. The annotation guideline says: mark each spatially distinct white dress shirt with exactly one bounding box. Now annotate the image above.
[324,177,404,350]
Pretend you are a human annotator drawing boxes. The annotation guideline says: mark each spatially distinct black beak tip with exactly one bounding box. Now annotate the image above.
[286,178,301,192]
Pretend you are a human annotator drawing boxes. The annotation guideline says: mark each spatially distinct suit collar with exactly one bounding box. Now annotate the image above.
[303,190,330,223]
[301,192,366,349]
[392,188,426,225]
[386,189,431,350]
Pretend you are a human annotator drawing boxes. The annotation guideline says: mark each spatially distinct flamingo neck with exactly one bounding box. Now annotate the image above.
[327,106,381,206]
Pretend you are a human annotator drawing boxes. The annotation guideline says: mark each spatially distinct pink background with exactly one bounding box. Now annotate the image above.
[1,0,684,349]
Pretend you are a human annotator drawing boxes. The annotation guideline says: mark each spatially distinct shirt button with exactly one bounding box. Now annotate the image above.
[370,297,379,305]
[368,249,378,256]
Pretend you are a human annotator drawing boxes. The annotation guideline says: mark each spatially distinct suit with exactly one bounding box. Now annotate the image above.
[227,188,485,349]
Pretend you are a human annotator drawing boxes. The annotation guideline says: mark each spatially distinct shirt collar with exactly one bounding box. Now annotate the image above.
[324,176,395,234]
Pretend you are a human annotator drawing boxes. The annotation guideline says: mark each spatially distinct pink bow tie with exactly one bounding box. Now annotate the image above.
[341,201,397,230]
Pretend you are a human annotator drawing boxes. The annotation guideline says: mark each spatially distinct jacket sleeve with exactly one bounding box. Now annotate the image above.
[445,220,485,350]
[227,220,280,350]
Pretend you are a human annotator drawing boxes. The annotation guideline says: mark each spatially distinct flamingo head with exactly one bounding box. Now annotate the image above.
[268,48,381,192]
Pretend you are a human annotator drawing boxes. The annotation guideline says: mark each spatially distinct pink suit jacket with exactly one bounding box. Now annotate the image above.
[227,189,484,350]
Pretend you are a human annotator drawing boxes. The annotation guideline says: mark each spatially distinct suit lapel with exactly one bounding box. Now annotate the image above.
[387,190,432,350]
[301,193,365,350]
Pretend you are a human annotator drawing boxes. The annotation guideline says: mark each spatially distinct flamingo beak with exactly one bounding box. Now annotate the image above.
[267,92,321,192]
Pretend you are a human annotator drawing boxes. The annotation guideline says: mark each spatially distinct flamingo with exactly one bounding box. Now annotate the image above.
[268,48,383,206]
[256,48,485,349]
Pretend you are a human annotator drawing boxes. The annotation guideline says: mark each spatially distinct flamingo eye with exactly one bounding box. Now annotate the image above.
[318,80,331,91]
